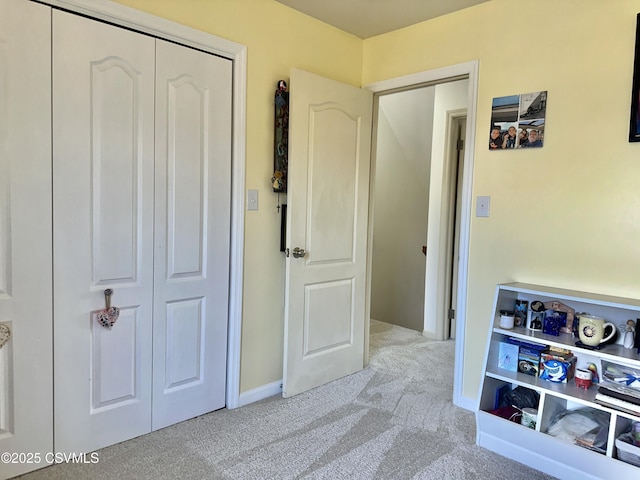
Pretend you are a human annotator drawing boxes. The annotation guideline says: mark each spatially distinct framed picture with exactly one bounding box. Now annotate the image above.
[630,14,640,142]
[490,91,547,150]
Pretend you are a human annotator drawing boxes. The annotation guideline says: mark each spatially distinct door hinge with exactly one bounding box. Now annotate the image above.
[456,139,464,151]
[285,248,290,257]
[448,308,456,320]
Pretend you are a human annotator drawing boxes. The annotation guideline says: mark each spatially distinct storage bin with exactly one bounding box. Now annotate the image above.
[602,360,640,393]
[615,433,640,467]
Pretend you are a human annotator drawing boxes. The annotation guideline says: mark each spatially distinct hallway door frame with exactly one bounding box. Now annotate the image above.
[365,61,478,409]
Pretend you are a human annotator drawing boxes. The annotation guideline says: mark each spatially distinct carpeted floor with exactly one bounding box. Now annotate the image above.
[17,320,556,479]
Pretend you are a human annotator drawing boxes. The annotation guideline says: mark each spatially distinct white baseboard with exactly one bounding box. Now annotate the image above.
[455,395,476,412]
[236,380,282,408]
[421,329,438,340]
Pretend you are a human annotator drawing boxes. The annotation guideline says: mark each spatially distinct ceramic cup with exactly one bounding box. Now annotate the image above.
[499,310,515,329]
[575,368,593,389]
[578,314,616,347]
[526,311,544,331]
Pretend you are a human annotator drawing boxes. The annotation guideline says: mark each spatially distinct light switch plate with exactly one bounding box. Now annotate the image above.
[247,189,258,211]
[476,195,490,217]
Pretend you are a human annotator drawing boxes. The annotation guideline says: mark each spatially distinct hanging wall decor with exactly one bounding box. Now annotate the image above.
[272,79,289,192]
[629,13,640,142]
[489,91,547,150]
[0,323,11,349]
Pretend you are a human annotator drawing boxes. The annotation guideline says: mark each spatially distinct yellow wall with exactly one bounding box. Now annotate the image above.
[114,0,640,402]
[113,0,363,393]
[364,0,640,398]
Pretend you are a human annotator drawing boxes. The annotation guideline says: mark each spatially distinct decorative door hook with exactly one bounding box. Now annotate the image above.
[97,289,120,329]
[0,324,10,349]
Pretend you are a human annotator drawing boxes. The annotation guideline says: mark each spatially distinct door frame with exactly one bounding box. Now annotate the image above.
[444,111,467,340]
[41,0,247,409]
[365,61,478,408]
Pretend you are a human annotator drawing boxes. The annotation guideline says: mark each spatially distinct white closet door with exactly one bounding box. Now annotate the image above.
[0,1,52,477]
[52,10,156,453]
[152,40,231,430]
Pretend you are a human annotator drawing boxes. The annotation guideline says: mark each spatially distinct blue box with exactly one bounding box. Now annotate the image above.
[539,352,576,383]
[518,346,541,376]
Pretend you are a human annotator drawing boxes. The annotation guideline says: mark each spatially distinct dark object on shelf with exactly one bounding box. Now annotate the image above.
[489,406,521,424]
[494,384,511,409]
[543,310,566,336]
[575,340,605,351]
[499,385,540,410]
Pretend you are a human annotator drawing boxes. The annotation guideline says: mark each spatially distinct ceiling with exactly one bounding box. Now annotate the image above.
[275,0,490,39]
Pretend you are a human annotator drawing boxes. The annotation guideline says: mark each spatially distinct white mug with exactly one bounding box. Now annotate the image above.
[578,314,616,347]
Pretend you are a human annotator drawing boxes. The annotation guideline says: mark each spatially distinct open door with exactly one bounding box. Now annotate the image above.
[446,115,466,340]
[283,69,373,397]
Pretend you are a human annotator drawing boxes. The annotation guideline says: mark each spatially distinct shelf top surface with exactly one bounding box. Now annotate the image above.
[499,283,640,309]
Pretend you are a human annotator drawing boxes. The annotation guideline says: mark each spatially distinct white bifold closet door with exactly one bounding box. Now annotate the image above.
[152,39,231,431]
[0,0,53,478]
[53,10,231,454]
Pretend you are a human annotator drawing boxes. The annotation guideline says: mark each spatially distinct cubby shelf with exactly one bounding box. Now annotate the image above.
[476,283,640,480]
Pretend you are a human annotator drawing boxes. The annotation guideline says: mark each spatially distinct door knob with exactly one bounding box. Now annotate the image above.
[292,247,306,258]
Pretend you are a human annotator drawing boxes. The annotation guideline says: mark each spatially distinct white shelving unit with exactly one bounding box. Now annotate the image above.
[476,283,640,480]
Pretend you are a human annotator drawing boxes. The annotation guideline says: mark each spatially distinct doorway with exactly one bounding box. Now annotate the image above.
[370,78,468,339]
[444,113,467,340]
[365,61,479,408]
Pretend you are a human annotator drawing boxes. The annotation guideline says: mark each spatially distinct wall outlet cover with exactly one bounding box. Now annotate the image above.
[476,195,490,217]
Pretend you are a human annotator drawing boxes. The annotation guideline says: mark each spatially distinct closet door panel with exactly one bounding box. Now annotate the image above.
[0,1,52,477]
[91,58,141,284]
[53,10,155,454]
[153,40,232,430]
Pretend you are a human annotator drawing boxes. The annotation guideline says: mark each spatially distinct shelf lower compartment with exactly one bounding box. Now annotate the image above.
[476,410,639,479]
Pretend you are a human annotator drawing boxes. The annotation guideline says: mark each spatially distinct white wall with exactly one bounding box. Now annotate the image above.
[371,87,435,331]
[423,79,469,338]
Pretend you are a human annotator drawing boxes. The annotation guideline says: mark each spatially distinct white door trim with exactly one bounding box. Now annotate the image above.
[39,0,247,409]
[365,61,478,409]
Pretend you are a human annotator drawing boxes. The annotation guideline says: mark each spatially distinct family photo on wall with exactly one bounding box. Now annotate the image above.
[489,91,547,150]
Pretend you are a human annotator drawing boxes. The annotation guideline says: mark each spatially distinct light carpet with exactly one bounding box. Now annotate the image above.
[17,320,556,479]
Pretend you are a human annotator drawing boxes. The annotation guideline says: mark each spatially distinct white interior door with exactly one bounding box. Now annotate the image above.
[0,1,53,477]
[283,69,373,397]
[448,117,466,339]
[53,10,156,453]
[152,40,231,430]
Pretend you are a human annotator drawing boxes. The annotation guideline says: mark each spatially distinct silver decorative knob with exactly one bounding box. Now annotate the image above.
[292,247,306,258]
